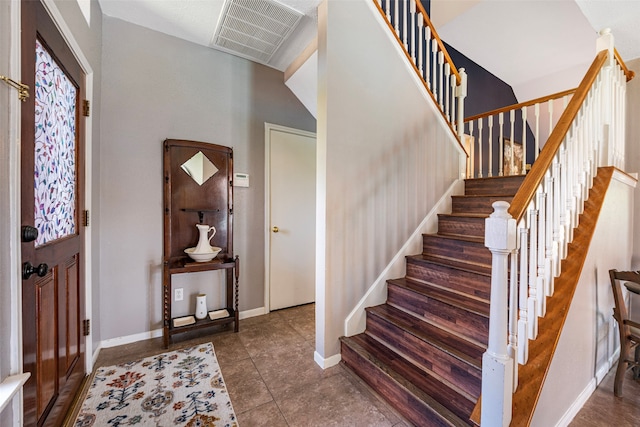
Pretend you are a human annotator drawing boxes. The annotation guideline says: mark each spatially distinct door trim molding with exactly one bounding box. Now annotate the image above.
[38,0,95,373]
[2,1,26,422]
[264,123,316,314]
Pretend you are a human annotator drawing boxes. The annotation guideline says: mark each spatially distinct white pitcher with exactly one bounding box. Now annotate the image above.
[193,224,216,253]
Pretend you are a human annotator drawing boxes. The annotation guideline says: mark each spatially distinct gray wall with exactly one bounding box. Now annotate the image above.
[316,0,463,359]
[627,58,640,269]
[99,16,315,340]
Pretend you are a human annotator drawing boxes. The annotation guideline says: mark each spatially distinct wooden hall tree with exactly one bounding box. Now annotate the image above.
[162,139,239,348]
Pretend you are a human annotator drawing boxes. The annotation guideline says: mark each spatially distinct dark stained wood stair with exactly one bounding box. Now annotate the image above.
[340,175,525,426]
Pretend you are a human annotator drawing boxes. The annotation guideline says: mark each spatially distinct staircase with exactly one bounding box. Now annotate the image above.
[340,175,525,426]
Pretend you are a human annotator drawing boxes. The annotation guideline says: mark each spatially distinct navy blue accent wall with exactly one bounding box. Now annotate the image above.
[420,0,430,15]
[444,41,535,175]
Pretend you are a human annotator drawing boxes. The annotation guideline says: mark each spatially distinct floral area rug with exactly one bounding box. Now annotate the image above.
[74,342,237,426]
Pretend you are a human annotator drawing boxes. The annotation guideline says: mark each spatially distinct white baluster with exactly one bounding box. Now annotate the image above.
[450,74,457,129]
[457,69,467,141]
[482,201,516,427]
[508,240,519,387]
[469,119,475,178]
[518,219,538,340]
[488,115,494,177]
[385,0,391,21]
[516,223,528,365]
[478,118,484,178]
[509,110,515,176]
[425,25,431,87]
[410,0,416,63]
[552,156,562,278]
[444,63,451,121]
[438,51,444,110]
[521,107,527,174]
[523,210,537,339]
[537,189,548,315]
[559,147,568,260]
[417,14,424,77]
[499,113,504,176]
[534,103,540,160]
[402,0,408,50]
[545,172,556,294]
[431,38,438,99]
[529,206,541,322]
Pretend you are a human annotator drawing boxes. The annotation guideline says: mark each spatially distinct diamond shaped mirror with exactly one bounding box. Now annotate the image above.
[180,151,218,185]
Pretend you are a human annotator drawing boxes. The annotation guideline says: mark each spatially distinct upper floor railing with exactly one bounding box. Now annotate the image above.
[482,29,633,426]
[372,0,467,141]
[464,88,575,179]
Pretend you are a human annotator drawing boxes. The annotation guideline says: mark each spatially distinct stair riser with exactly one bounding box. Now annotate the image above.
[451,196,513,214]
[340,344,460,427]
[366,315,481,397]
[387,285,489,345]
[405,258,491,300]
[422,236,491,266]
[464,176,525,196]
[438,216,485,238]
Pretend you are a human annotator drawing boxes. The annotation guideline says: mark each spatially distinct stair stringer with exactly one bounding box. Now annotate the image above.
[344,178,465,337]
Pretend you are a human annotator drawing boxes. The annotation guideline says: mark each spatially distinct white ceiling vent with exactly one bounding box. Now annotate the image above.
[212,0,303,64]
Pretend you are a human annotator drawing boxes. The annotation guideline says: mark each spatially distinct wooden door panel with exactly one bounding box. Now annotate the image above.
[63,255,80,375]
[35,270,58,420]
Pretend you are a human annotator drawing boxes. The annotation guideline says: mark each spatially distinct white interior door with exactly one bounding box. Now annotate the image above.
[267,124,316,311]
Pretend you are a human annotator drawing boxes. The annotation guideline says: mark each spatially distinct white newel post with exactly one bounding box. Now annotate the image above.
[482,201,517,427]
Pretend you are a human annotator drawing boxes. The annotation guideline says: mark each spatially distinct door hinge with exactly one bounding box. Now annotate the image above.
[82,210,89,227]
[82,100,90,117]
[82,319,90,336]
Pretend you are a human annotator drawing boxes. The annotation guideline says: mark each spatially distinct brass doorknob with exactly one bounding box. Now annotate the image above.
[272,226,279,233]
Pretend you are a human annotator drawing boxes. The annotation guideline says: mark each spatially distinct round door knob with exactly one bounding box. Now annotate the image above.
[22,262,49,280]
[272,226,279,233]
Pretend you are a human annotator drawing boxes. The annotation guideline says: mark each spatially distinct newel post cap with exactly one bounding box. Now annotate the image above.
[485,201,516,251]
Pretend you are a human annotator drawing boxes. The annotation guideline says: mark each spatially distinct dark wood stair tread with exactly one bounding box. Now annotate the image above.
[341,334,475,425]
[411,254,491,275]
[425,233,485,244]
[366,304,485,368]
[387,277,490,317]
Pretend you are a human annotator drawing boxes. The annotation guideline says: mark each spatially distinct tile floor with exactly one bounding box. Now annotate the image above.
[71,303,640,426]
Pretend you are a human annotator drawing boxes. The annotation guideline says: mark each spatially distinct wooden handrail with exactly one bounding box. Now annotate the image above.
[464,88,577,123]
[507,50,609,222]
[413,1,461,84]
[615,48,636,82]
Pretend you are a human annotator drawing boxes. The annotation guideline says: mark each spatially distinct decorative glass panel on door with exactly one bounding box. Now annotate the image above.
[34,39,78,247]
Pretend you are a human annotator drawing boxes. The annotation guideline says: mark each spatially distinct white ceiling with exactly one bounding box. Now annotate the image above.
[97,0,640,97]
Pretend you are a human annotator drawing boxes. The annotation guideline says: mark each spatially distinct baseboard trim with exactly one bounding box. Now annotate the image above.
[314,351,341,369]
[96,307,267,353]
[100,328,164,349]
[554,378,597,427]
[239,306,267,320]
[553,348,620,426]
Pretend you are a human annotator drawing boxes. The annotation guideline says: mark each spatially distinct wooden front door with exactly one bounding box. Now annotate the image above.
[21,1,86,425]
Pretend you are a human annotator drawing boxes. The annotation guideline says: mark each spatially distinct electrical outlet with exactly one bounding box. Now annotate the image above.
[175,288,184,301]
